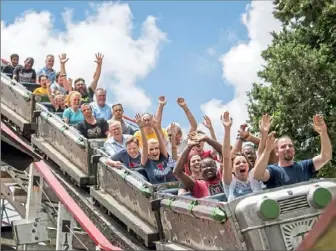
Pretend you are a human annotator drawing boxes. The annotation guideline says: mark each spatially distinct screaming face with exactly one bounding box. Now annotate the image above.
[148,141,160,161]
[232,155,249,181]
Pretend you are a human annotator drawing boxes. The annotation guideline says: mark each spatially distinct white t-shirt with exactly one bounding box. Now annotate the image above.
[167,138,188,156]
[224,171,262,202]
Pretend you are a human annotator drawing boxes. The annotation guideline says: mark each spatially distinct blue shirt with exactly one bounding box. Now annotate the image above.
[62,108,84,126]
[264,159,316,189]
[90,102,112,121]
[104,134,132,157]
[111,149,141,169]
[142,154,177,184]
[37,67,56,83]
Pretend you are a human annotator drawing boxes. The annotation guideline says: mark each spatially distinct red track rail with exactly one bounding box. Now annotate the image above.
[1,122,121,251]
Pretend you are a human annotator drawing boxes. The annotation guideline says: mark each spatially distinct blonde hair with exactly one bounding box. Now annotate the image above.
[148,138,158,144]
[65,91,81,106]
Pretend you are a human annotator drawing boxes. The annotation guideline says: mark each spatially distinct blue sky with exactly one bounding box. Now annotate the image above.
[2,0,253,133]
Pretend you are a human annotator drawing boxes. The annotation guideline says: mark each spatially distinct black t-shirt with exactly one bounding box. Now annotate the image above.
[2,65,15,78]
[13,66,36,83]
[76,118,108,139]
[80,87,95,104]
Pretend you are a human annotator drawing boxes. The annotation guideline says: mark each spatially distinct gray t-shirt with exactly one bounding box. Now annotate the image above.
[224,171,262,202]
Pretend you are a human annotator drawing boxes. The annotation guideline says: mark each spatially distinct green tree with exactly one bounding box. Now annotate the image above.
[247,0,336,177]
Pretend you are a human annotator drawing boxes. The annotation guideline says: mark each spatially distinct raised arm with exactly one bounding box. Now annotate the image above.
[170,122,178,160]
[253,132,276,182]
[155,96,166,125]
[202,115,217,141]
[221,111,233,185]
[202,136,222,156]
[232,124,248,155]
[89,53,103,92]
[135,114,148,166]
[177,98,197,133]
[46,80,56,106]
[152,115,168,158]
[173,139,198,191]
[58,53,71,92]
[257,114,272,157]
[312,115,332,170]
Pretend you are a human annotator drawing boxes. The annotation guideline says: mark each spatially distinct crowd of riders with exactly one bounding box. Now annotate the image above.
[2,53,333,202]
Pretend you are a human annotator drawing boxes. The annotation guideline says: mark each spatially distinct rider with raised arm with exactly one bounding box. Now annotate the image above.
[163,97,198,158]
[135,114,177,184]
[221,111,262,201]
[253,114,332,188]
[173,132,224,198]
[73,53,103,103]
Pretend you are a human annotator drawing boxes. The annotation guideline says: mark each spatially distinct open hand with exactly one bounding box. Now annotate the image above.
[170,122,178,136]
[259,114,272,133]
[151,115,160,128]
[238,124,249,139]
[59,53,69,64]
[202,115,213,129]
[95,53,104,64]
[313,114,327,134]
[220,111,232,129]
[135,113,144,127]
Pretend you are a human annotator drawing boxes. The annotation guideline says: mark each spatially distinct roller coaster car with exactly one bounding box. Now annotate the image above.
[1,71,336,250]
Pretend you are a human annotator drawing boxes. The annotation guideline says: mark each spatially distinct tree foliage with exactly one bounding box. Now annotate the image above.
[247,0,336,177]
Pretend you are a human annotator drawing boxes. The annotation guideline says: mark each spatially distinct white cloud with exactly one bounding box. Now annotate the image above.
[1,2,166,113]
[200,1,282,142]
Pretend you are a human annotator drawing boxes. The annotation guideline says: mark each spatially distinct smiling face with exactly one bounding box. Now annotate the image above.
[95,89,106,106]
[200,158,217,181]
[276,137,295,162]
[242,145,257,167]
[45,55,54,69]
[232,154,249,181]
[189,155,201,175]
[55,94,65,107]
[70,93,81,109]
[24,58,34,69]
[148,140,160,161]
[126,142,139,158]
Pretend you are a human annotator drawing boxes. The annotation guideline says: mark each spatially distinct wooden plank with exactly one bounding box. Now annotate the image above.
[90,187,159,247]
[31,136,89,186]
